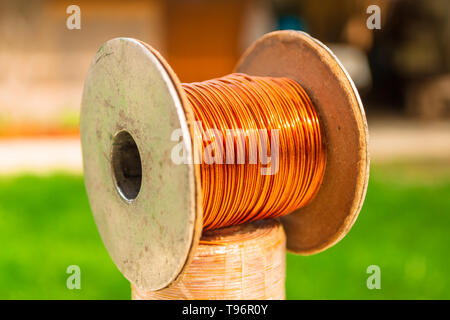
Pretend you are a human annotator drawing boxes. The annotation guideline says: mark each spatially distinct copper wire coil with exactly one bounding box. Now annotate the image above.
[132,219,286,300]
[182,73,326,230]
[134,73,325,299]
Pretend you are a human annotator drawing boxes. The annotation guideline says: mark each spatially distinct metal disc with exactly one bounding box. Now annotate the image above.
[80,38,200,291]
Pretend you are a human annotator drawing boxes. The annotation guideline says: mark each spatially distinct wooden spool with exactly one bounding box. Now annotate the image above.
[132,220,287,300]
[80,31,369,292]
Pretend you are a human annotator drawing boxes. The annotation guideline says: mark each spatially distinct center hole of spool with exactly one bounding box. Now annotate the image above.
[111,130,142,201]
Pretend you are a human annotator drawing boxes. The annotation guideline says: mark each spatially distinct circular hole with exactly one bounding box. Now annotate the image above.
[111,130,142,201]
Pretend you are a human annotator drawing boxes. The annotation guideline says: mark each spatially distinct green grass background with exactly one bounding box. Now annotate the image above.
[0,161,448,299]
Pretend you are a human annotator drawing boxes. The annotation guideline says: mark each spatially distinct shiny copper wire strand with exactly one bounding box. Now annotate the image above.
[182,73,326,230]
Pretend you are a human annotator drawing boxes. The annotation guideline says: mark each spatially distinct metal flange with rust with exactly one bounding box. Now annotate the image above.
[80,31,369,292]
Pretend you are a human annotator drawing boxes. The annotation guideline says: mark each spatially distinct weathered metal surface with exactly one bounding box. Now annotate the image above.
[80,38,199,291]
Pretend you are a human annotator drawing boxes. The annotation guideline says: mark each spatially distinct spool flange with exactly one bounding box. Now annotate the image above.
[80,31,369,291]
[236,31,369,255]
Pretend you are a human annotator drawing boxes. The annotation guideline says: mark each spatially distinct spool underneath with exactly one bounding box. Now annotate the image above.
[132,220,286,300]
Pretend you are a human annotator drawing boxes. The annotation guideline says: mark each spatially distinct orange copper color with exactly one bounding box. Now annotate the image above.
[132,219,286,300]
[182,73,326,230]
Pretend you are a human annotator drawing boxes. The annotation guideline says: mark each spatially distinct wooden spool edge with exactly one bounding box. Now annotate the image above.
[236,30,370,255]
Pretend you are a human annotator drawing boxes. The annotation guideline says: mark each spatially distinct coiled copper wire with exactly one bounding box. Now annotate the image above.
[181,73,326,230]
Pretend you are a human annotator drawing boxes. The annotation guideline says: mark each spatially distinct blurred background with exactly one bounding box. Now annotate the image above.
[0,0,449,299]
